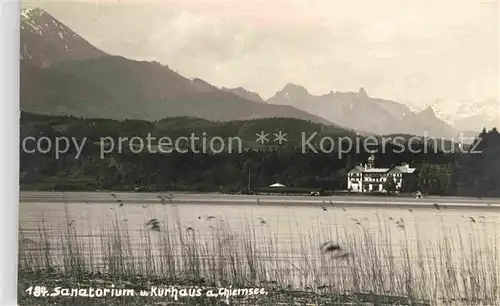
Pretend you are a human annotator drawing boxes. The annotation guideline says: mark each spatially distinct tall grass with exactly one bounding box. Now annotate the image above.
[18,204,499,305]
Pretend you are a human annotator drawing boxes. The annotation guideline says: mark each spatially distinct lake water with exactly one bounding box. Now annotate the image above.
[18,192,500,302]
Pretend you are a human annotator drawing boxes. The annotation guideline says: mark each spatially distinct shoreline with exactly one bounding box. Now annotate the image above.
[19,191,500,210]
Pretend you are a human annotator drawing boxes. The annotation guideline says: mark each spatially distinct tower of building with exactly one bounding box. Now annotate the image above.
[366,154,375,169]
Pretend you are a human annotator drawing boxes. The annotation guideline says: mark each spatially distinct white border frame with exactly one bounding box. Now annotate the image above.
[1,0,20,305]
[0,1,499,305]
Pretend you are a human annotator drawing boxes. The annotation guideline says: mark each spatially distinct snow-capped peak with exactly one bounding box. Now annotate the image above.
[20,7,108,67]
[426,98,499,131]
[21,7,45,20]
[21,7,84,41]
[432,98,499,121]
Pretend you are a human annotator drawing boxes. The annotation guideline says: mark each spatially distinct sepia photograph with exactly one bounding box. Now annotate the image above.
[16,0,499,305]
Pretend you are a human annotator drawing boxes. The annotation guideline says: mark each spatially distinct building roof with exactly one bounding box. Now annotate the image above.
[348,165,365,173]
[363,168,390,173]
[348,165,416,174]
[269,183,285,187]
[393,165,416,173]
[348,156,417,174]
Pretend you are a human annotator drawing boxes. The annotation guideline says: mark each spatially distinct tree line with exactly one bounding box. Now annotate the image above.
[19,113,500,197]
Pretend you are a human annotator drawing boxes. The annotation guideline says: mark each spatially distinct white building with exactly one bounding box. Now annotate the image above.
[347,155,416,193]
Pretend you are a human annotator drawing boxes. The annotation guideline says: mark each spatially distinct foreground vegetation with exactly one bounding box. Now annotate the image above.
[18,204,499,305]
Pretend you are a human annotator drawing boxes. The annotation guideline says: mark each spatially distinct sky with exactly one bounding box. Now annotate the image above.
[22,0,499,107]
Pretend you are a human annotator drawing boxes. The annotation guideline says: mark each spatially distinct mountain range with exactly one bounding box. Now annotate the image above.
[266,84,474,139]
[20,7,496,139]
[20,8,333,126]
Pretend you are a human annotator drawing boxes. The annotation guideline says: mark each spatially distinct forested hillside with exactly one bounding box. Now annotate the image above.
[20,113,499,197]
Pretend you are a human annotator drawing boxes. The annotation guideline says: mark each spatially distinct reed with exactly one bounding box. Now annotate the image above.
[18,203,499,305]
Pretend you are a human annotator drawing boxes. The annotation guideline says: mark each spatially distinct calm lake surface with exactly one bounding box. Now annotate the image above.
[19,192,500,263]
[18,192,500,300]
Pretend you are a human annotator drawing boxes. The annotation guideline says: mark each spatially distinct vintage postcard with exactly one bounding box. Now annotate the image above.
[16,1,499,305]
